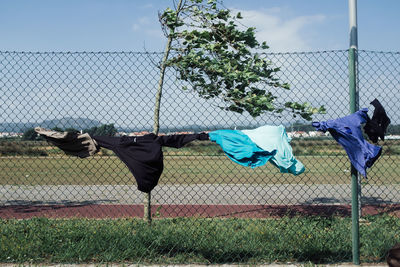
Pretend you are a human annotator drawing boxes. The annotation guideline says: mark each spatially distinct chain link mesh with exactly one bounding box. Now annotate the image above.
[0,50,399,262]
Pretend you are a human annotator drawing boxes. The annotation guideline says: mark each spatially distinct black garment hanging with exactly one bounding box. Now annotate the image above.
[93,133,209,192]
[364,99,391,143]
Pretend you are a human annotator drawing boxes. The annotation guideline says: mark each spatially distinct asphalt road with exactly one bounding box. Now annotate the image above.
[1,183,399,206]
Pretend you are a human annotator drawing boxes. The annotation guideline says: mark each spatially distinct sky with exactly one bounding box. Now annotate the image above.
[1,0,399,128]
[0,0,399,53]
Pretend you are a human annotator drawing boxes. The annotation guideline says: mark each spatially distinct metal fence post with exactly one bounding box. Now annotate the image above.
[349,0,360,264]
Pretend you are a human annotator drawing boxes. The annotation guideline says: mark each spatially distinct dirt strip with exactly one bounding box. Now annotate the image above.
[0,204,399,219]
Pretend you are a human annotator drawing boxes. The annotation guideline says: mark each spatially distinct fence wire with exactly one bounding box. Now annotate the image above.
[0,50,399,263]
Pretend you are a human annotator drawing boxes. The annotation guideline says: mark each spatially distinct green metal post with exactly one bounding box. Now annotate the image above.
[349,0,360,264]
[349,49,357,114]
[349,47,360,265]
[351,164,360,265]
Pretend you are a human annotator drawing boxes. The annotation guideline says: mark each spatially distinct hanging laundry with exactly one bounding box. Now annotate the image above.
[208,129,276,168]
[209,125,305,175]
[93,133,208,192]
[241,125,305,175]
[36,127,209,193]
[35,127,100,158]
[364,98,391,143]
[312,108,382,177]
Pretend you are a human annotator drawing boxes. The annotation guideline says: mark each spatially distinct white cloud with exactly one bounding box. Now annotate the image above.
[132,24,140,32]
[232,8,326,52]
[145,28,164,39]
[138,17,151,25]
[142,3,154,9]
[131,16,163,38]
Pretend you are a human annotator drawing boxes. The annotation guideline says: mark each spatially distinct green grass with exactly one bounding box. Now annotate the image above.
[0,215,398,264]
[0,154,399,185]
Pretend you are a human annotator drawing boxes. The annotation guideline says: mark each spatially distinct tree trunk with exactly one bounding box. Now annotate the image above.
[144,0,184,224]
[152,35,174,135]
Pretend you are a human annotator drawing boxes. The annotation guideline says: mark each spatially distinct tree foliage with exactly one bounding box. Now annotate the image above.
[22,128,40,141]
[65,127,79,133]
[159,0,325,119]
[51,127,64,132]
[84,124,117,137]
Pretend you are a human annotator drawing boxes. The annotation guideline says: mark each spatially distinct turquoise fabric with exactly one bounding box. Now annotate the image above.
[208,130,276,168]
[241,125,305,175]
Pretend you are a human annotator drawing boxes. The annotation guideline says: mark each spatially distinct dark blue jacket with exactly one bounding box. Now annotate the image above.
[312,108,382,177]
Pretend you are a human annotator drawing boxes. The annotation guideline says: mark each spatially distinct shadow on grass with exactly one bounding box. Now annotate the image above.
[149,246,351,264]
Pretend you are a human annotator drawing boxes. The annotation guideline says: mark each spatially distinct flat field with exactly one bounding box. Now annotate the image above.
[0,154,398,186]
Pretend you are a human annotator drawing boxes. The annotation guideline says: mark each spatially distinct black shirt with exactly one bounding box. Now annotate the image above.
[364,99,391,143]
[93,133,209,192]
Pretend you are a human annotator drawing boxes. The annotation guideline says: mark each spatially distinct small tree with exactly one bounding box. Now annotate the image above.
[84,124,117,136]
[22,128,39,141]
[157,0,325,121]
[51,127,64,132]
[146,0,325,223]
[65,127,79,133]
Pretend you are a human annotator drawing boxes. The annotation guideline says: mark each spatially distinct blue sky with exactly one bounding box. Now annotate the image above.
[0,0,399,53]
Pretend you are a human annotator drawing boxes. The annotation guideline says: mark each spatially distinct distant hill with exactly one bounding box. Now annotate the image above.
[0,119,215,133]
[0,117,102,132]
[1,119,343,134]
[40,117,101,130]
[0,122,35,132]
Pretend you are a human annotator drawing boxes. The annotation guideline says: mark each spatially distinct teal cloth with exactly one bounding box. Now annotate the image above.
[241,125,305,175]
[208,130,276,168]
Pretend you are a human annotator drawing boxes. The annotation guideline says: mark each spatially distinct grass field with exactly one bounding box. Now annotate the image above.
[0,154,399,186]
[0,139,399,186]
[0,215,398,264]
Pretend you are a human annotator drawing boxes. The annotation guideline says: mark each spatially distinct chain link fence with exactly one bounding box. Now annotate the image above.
[0,50,399,262]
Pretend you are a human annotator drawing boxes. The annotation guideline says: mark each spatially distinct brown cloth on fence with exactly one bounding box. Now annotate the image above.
[34,127,100,158]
